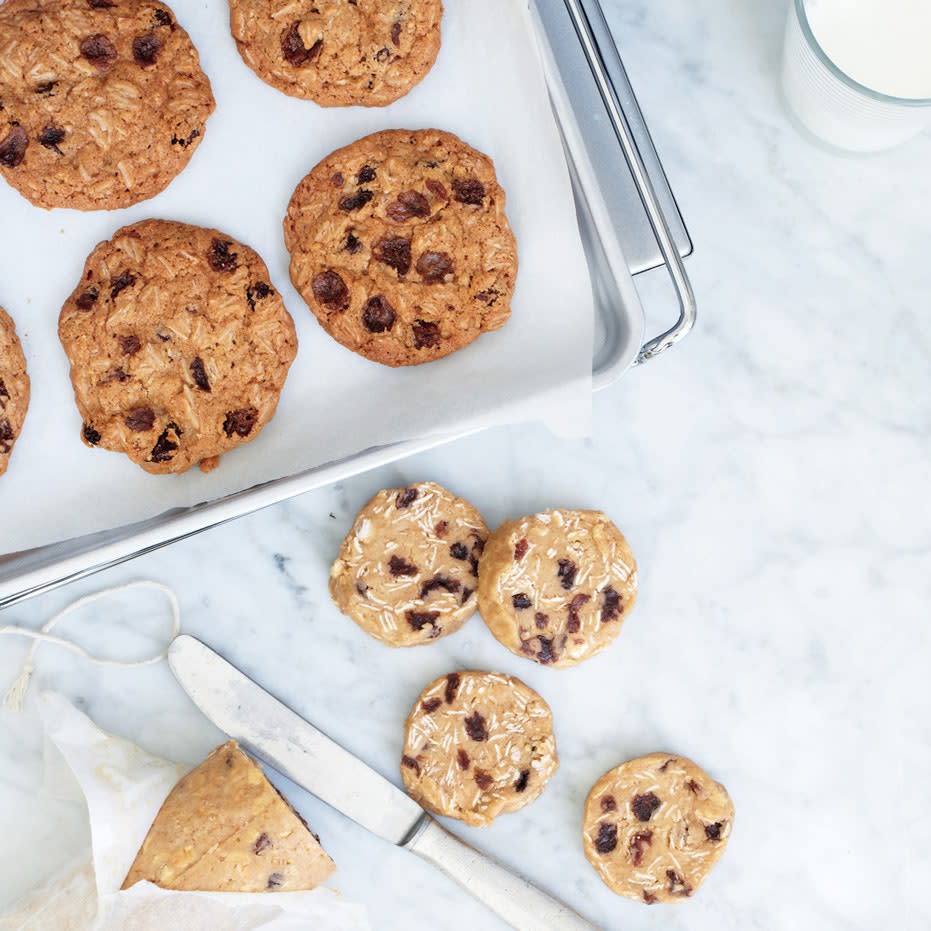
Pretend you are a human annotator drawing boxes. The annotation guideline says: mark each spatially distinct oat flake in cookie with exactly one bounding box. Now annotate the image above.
[329,481,488,647]
[0,306,29,476]
[477,509,638,667]
[58,219,297,475]
[284,129,517,366]
[229,0,443,107]
[401,670,558,827]
[582,753,734,904]
[0,0,214,210]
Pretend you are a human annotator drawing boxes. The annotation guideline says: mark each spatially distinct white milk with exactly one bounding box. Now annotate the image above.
[805,0,931,100]
[782,0,931,151]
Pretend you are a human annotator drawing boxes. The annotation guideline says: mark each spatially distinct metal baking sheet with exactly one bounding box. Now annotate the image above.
[0,0,695,611]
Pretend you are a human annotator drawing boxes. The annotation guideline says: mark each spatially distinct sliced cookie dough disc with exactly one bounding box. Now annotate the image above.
[400,670,558,827]
[329,481,488,647]
[229,0,443,107]
[284,128,517,367]
[0,306,30,476]
[0,0,214,210]
[477,509,637,668]
[58,219,297,475]
[582,753,734,904]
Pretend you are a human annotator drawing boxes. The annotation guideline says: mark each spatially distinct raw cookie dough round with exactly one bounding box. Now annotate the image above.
[284,128,517,367]
[0,306,30,476]
[58,219,297,475]
[400,670,558,826]
[582,753,734,904]
[229,0,443,107]
[477,509,637,667]
[329,481,488,646]
[0,0,214,210]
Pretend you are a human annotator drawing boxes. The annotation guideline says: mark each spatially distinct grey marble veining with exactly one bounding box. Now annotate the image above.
[2,0,930,928]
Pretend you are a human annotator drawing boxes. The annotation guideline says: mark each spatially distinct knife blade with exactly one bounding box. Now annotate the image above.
[168,634,598,931]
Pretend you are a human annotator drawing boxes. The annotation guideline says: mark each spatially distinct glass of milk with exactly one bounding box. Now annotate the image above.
[782,0,931,152]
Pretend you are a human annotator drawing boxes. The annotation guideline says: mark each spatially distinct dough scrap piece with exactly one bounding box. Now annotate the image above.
[330,481,488,646]
[123,740,335,893]
[401,670,558,827]
[582,753,734,904]
[478,509,638,667]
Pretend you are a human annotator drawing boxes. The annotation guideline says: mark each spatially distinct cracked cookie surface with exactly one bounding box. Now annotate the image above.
[582,753,734,904]
[0,0,214,210]
[329,481,488,646]
[284,128,517,366]
[0,306,29,477]
[229,0,442,107]
[58,219,297,475]
[477,509,638,667]
[401,670,558,827]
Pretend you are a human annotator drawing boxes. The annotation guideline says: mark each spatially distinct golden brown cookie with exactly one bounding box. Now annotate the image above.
[229,0,443,107]
[58,219,297,475]
[329,481,488,647]
[477,510,638,668]
[0,306,29,477]
[582,753,734,904]
[123,741,335,893]
[284,129,517,366]
[0,0,214,211]
[401,671,558,827]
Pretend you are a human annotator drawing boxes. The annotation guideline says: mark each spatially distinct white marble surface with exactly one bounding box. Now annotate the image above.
[2,0,930,928]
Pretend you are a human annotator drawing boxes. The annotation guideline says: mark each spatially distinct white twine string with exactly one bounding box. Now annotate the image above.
[0,580,180,712]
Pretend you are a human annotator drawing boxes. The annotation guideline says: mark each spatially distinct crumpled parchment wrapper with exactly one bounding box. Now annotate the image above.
[0,693,369,931]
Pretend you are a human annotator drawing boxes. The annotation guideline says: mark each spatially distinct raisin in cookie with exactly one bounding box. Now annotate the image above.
[582,753,734,904]
[477,509,637,668]
[58,219,297,475]
[284,129,517,367]
[229,0,442,107]
[401,671,558,827]
[0,0,214,211]
[329,481,487,647]
[0,306,29,476]
[124,741,335,892]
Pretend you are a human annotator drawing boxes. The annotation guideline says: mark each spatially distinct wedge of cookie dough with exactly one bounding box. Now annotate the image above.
[284,128,517,366]
[229,0,443,107]
[0,0,214,210]
[123,741,335,893]
[400,670,558,827]
[582,753,734,904]
[477,509,638,667]
[330,481,488,646]
[0,306,29,477]
[58,219,297,475]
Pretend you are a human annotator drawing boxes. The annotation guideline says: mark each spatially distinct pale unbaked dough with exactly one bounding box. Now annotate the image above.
[123,741,335,893]
[477,509,638,667]
[329,481,488,646]
[582,753,734,904]
[400,670,559,827]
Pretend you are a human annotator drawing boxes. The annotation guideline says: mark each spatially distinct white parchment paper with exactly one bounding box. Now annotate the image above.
[0,0,594,554]
[0,693,370,931]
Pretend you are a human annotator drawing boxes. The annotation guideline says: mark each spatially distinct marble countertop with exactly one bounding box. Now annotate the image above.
[2,0,929,928]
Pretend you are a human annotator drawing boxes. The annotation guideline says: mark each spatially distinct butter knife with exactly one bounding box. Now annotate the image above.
[168,635,597,931]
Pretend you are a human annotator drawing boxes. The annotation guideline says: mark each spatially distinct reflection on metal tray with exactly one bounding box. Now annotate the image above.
[0,0,697,611]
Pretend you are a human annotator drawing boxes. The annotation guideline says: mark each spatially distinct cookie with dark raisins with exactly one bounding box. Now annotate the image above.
[582,753,734,904]
[284,129,517,367]
[0,306,30,477]
[329,481,488,647]
[478,509,638,667]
